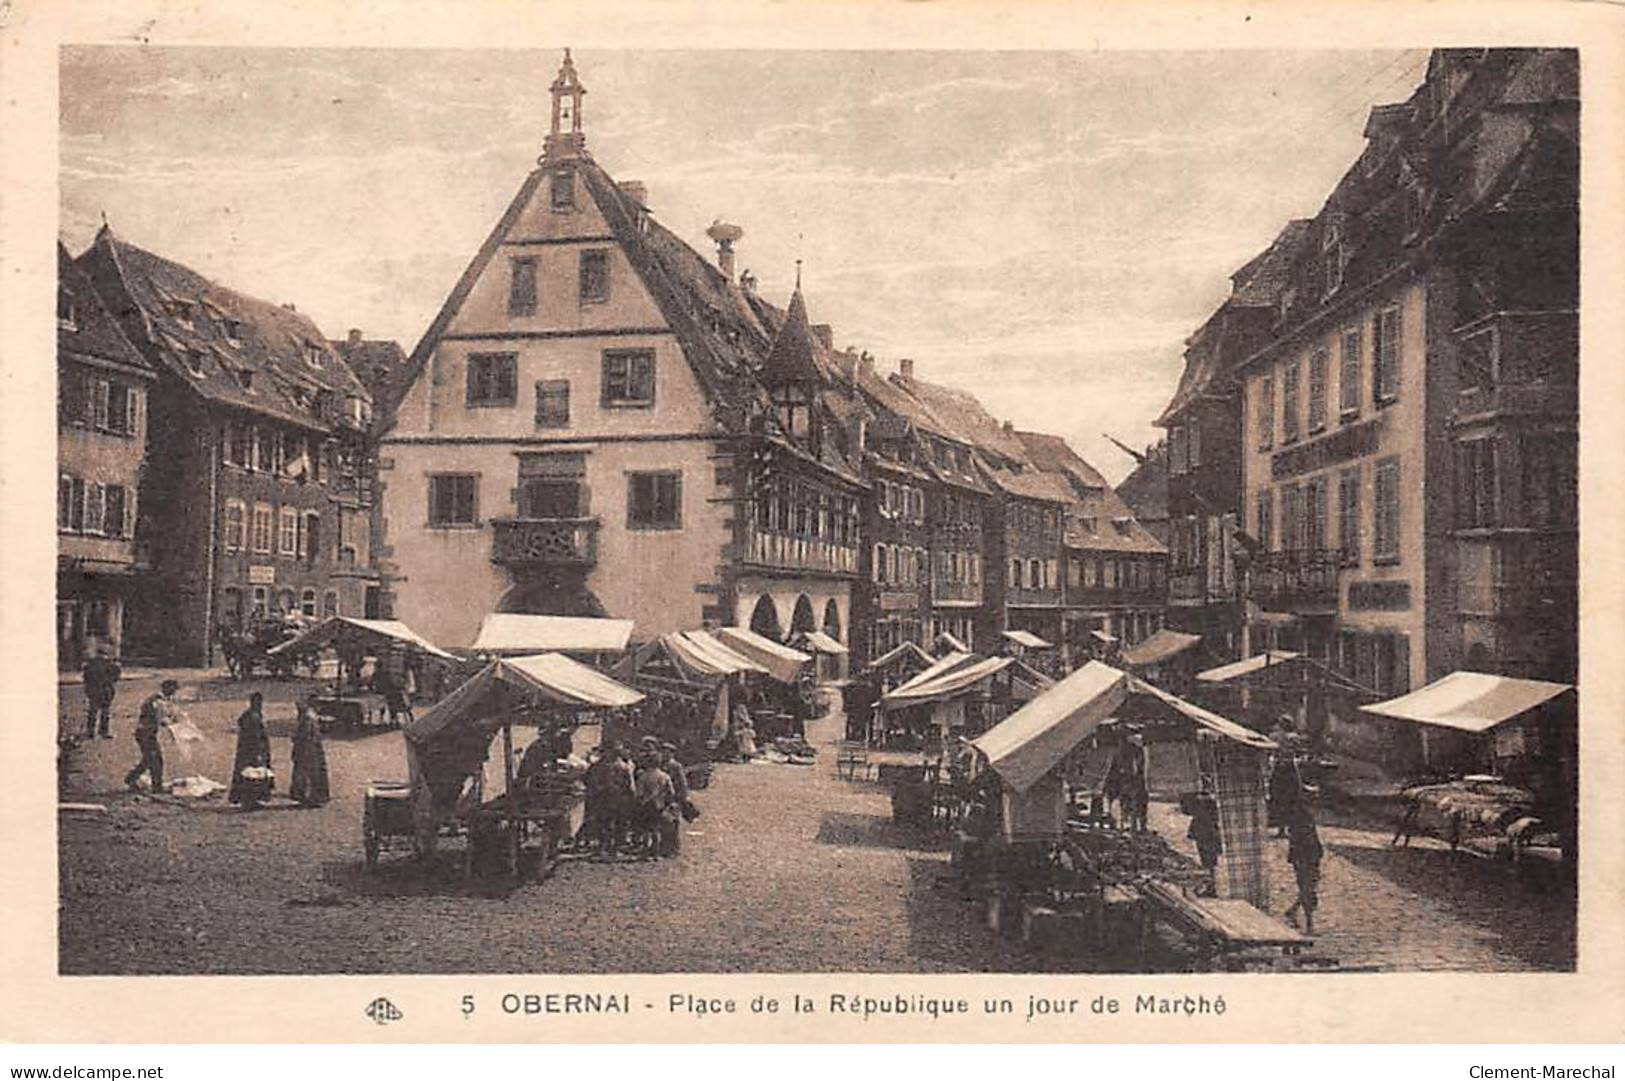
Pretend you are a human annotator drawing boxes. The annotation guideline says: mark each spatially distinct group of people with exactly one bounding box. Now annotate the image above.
[225,692,331,810]
[580,737,694,860]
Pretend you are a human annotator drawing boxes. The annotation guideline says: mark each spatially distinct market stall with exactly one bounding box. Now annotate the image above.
[863,641,936,689]
[267,616,460,729]
[1363,671,1576,869]
[470,613,634,659]
[958,662,1295,968]
[1119,628,1203,690]
[792,629,848,683]
[712,626,811,685]
[930,631,970,657]
[613,630,764,749]
[402,652,644,879]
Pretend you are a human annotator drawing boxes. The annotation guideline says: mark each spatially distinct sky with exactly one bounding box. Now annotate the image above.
[60,46,1431,483]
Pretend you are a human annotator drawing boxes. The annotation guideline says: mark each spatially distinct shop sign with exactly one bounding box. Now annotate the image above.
[248,565,277,585]
[879,591,919,611]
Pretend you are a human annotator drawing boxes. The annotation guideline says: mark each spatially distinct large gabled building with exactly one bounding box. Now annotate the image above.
[1232,48,1577,739]
[56,242,158,668]
[75,227,378,665]
[377,52,866,651]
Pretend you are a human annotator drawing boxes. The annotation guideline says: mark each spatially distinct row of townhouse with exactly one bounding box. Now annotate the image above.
[373,52,1168,667]
[1150,48,1578,705]
[58,230,384,668]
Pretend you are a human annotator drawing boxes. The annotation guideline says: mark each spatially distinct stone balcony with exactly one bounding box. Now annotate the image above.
[1245,548,1344,611]
[490,517,599,569]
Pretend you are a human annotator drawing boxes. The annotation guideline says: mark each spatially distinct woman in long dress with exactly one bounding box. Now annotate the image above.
[229,692,273,809]
[289,699,331,807]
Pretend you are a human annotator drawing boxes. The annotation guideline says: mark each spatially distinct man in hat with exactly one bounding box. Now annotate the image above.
[1122,731,1151,833]
[125,679,180,793]
[80,643,122,739]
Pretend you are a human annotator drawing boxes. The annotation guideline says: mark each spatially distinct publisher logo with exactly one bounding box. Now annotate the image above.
[365,997,403,1025]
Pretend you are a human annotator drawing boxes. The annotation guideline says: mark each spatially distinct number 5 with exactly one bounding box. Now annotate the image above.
[461,994,476,1018]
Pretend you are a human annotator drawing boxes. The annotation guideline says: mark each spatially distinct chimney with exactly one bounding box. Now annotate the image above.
[739,269,757,295]
[812,324,833,350]
[860,351,875,378]
[705,219,744,282]
[347,328,363,347]
[838,348,858,383]
[617,180,648,207]
[1001,420,1014,434]
[899,358,915,381]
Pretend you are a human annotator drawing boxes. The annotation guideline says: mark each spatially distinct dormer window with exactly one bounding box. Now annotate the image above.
[224,318,245,344]
[57,288,77,331]
[236,368,254,391]
[303,342,324,368]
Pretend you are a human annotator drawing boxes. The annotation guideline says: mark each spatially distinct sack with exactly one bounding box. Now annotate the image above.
[681,799,700,822]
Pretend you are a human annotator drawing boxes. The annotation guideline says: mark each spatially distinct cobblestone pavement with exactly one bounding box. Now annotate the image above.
[1149,802,1574,971]
[57,675,1025,974]
[57,675,1570,974]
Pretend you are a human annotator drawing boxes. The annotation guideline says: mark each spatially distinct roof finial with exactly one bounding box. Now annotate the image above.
[794,259,802,291]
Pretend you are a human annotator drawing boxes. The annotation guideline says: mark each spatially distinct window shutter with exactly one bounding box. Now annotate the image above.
[465,357,480,404]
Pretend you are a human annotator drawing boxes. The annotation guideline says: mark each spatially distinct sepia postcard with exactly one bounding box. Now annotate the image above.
[2,0,1623,1046]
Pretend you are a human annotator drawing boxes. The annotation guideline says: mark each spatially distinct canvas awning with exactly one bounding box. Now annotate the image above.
[266,616,455,660]
[972,661,1276,793]
[885,650,974,701]
[884,655,1013,707]
[713,627,811,684]
[1196,650,1303,684]
[1360,671,1574,734]
[865,641,934,672]
[1090,630,1118,645]
[797,630,849,655]
[1120,629,1204,669]
[663,630,767,679]
[470,613,634,655]
[931,632,970,655]
[1002,630,1052,649]
[406,652,644,746]
[972,662,1130,793]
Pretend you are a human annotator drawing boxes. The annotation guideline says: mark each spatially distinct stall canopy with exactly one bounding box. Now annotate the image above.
[884,654,1014,707]
[1360,671,1574,733]
[663,630,766,679]
[931,632,970,656]
[407,652,644,746]
[865,641,934,673]
[1002,630,1052,650]
[1090,630,1118,646]
[470,614,634,655]
[1120,628,1203,669]
[972,661,1277,793]
[797,630,849,656]
[266,616,455,660]
[1196,650,1303,684]
[713,627,811,684]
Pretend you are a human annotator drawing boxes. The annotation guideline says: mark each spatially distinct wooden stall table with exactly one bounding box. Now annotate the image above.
[310,693,386,733]
[1141,880,1312,970]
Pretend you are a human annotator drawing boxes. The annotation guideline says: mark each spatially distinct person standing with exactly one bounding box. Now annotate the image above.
[1187,791,1224,897]
[634,743,678,859]
[80,645,122,739]
[662,741,693,822]
[288,698,331,807]
[1283,802,1325,934]
[229,692,273,810]
[125,679,179,792]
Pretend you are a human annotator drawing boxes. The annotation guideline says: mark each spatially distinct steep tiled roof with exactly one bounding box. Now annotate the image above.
[57,242,151,373]
[1228,219,1312,308]
[1064,485,1167,554]
[78,226,366,431]
[983,465,1075,505]
[1114,444,1168,527]
[1012,430,1109,491]
[891,373,1031,465]
[331,336,409,423]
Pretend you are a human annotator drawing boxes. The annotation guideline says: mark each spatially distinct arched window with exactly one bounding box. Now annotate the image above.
[300,588,317,617]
